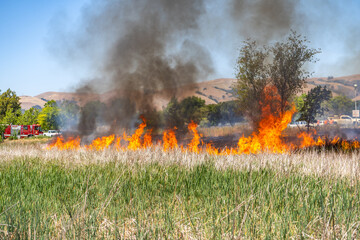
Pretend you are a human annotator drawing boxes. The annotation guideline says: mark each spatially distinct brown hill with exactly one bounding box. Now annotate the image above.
[19,96,47,110]
[19,74,360,110]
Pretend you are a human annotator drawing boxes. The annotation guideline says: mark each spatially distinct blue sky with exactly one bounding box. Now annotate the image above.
[0,0,87,96]
[1,0,360,96]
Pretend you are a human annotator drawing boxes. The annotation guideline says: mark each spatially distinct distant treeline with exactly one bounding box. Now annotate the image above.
[0,86,357,140]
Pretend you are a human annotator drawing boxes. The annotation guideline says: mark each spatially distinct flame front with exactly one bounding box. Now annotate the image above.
[163,129,178,151]
[48,86,360,154]
[188,121,202,153]
[48,136,80,150]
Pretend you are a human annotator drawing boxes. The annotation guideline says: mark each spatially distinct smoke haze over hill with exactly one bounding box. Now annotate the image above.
[47,0,360,134]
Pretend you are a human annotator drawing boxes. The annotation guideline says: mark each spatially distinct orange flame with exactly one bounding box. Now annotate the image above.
[298,131,316,148]
[331,136,340,145]
[115,136,122,151]
[187,121,202,153]
[48,136,81,150]
[87,135,115,151]
[352,140,360,149]
[163,129,178,151]
[47,85,360,154]
[206,143,220,155]
[143,129,153,148]
[237,86,295,154]
[126,118,147,150]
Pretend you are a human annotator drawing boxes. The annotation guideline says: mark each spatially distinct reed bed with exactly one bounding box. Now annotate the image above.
[0,140,360,238]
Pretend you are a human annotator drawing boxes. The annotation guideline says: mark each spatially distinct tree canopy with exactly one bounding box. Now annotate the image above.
[38,100,60,130]
[20,107,40,125]
[235,32,320,130]
[298,86,332,131]
[269,31,320,113]
[164,96,207,132]
[234,40,268,130]
[0,89,21,122]
[325,95,354,116]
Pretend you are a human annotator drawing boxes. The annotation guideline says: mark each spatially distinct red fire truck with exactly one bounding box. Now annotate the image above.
[3,124,43,139]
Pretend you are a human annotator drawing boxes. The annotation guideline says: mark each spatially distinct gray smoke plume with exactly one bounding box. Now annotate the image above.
[55,0,214,135]
[49,0,360,136]
[229,0,299,43]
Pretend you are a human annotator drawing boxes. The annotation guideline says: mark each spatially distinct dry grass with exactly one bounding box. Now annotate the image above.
[2,139,360,181]
[1,139,360,238]
[198,124,251,137]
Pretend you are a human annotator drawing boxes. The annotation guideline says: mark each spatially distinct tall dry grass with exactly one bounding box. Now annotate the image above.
[1,139,360,181]
[1,139,360,238]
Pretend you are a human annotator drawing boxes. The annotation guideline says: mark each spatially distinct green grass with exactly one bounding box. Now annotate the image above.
[0,157,359,239]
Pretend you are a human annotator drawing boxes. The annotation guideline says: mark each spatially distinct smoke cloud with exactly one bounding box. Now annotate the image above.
[229,0,298,43]
[49,0,360,135]
[54,0,215,135]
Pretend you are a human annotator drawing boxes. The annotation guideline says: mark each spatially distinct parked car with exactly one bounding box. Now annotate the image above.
[44,130,61,137]
[289,121,307,128]
[329,115,359,126]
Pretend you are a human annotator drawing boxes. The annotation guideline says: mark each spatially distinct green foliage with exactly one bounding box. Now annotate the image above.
[1,108,21,125]
[20,107,40,125]
[37,100,60,131]
[234,40,268,129]
[298,86,332,130]
[163,98,182,128]
[207,101,243,126]
[0,89,21,121]
[292,94,306,121]
[294,94,306,111]
[58,100,80,129]
[0,124,6,142]
[206,104,221,126]
[325,95,354,116]
[269,31,321,113]
[164,96,206,131]
[235,32,320,128]
[180,96,207,122]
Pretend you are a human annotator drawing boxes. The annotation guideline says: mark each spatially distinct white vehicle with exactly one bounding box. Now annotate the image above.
[289,121,307,128]
[329,115,359,126]
[44,130,60,137]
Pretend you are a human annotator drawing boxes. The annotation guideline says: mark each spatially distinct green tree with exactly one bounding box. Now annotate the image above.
[294,94,306,111]
[164,96,207,132]
[0,89,21,121]
[235,32,320,129]
[179,96,206,124]
[292,93,306,121]
[1,108,21,125]
[0,124,6,141]
[206,104,221,126]
[269,31,321,114]
[164,98,182,128]
[58,100,80,129]
[234,40,268,129]
[298,86,332,131]
[325,95,354,116]
[20,107,40,125]
[219,101,243,126]
[38,100,60,130]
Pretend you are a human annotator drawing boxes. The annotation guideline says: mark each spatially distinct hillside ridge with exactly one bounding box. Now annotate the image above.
[19,74,360,110]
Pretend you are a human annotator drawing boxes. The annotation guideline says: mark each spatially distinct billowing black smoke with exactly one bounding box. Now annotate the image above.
[57,0,216,135]
[49,0,359,136]
[229,0,298,43]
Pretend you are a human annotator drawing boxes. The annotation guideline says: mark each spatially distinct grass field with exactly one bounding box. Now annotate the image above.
[1,139,360,239]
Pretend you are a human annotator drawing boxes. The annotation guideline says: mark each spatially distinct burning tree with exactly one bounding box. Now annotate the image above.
[269,31,321,114]
[235,31,320,130]
[234,40,268,130]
